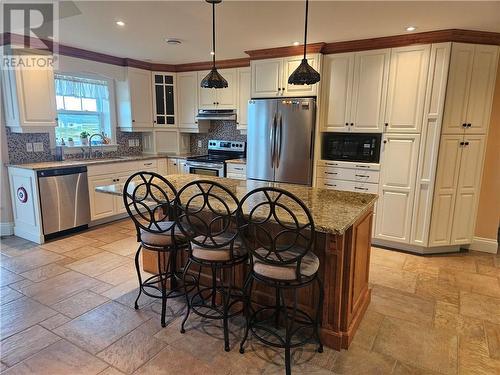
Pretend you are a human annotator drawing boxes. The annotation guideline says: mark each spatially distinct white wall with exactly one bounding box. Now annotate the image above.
[1,110,14,235]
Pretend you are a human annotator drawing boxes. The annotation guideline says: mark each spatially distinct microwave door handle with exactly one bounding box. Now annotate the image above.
[270,113,276,168]
[276,113,282,168]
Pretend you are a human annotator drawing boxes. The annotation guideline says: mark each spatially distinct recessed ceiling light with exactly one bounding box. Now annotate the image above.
[116,20,125,27]
[406,26,417,32]
[165,38,182,45]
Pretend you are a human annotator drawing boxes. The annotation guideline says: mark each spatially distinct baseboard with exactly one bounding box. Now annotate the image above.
[0,222,14,236]
[469,236,499,254]
[372,238,461,255]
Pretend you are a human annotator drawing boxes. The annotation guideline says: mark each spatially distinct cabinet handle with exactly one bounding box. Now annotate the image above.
[350,123,354,126]
[462,123,467,128]
[384,123,388,127]
[278,88,281,91]
[325,172,338,175]
[355,165,370,168]
[355,187,368,191]
[153,120,156,124]
[326,163,338,166]
[356,174,369,178]
[144,162,153,166]
[345,122,349,126]
[464,141,469,146]
[383,140,387,144]
[467,123,471,128]
[325,183,337,187]
[460,141,465,146]
[116,178,120,182]
[55,117,59,121]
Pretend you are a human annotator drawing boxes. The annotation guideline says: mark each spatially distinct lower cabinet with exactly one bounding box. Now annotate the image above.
[226,163,246,180]
[88,175,117,221]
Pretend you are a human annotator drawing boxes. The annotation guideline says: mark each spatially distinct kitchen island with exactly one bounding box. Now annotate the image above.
[95,174,377,350]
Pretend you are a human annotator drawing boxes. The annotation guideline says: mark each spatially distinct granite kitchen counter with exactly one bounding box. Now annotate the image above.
[95,173,376,236]
[225,158,247,164]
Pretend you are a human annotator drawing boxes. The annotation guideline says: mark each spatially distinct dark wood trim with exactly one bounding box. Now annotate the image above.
[245,42,326,60]
[3,29,500,73]
[174,58,250,72]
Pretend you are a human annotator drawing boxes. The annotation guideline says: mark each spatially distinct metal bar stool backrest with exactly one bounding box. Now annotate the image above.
[123,171,178,240]
[238,187,315,280]
[175,180,240,252]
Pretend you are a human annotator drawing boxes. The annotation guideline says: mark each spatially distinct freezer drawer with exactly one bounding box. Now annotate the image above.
[37,166,90,236]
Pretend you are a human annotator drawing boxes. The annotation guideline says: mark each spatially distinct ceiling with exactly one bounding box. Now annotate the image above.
[54,1,500,64]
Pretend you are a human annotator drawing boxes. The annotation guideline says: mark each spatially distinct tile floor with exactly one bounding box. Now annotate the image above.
[1,218,499,374]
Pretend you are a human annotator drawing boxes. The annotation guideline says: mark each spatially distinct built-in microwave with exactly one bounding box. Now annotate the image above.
[322,133,381,163]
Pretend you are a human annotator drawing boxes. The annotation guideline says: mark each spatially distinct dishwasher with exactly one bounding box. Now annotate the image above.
[37,166,91,239]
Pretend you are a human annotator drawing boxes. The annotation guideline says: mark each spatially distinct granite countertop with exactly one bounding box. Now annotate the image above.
[226,158,247,164]
[95,174,377,235]
[7,153,197,171]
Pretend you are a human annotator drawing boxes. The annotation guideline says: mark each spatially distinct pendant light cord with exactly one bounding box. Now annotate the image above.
[303,0,308,59]
[212,1,216,68]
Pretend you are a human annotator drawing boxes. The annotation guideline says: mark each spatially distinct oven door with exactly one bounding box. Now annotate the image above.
[185,162,224,177]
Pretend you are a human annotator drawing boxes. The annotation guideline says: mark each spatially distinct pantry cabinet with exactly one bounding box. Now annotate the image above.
[384,45,431,133]
[2,64,57,131]
[442,43,499,135]
[236,67,251,133]
[198,68,237,109]
[251,54,320,98]
[117,67,154,131]
[375,134,420,243]
[321,49,390,132]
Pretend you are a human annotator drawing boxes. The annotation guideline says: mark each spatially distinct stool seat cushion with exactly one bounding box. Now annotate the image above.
[191,235,245,262]
[140,221,185,247]
[253,248,319,281]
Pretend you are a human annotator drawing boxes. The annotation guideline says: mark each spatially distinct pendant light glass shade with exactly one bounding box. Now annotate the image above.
[201,0,227,89]
[288,0,320,85]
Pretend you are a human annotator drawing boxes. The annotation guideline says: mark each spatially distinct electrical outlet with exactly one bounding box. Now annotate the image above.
[134,139,139,147]
[198,140,202,148]
[33,142,44,152]
[128,139,134,147]
[26,143,33,152]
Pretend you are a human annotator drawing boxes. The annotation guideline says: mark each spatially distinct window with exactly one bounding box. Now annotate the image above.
[55,74,112,145]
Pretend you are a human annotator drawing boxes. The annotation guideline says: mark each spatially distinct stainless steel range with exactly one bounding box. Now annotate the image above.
[185,140,246,177]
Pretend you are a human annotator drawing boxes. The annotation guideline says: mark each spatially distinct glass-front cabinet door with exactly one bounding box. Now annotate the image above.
[152,72,175,126]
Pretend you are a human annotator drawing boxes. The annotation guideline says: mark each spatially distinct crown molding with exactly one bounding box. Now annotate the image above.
[174,58,250,72]
[245,42,326,60]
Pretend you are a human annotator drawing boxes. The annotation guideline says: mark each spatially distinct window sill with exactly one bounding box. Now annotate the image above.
[61,144,119,154]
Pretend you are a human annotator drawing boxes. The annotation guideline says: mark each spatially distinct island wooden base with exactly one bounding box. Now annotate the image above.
[142,208,374,351]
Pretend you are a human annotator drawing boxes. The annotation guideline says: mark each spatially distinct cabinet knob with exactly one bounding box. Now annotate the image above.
[460,141,465,146]
[345,122,349,126]
[384,123,388,127]
[278,88,281,91]
[55,117,58,121]
[132,119,136,123]
[462,123,467,128]
[464,141,469,146]
[350,123,354,126]
[383,140,387,144]
[467,123,471,128]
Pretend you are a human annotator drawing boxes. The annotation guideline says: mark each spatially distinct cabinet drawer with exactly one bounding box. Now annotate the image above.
[226,172,245,180]
[351,181,378,194]
[353,169,379,184]
[317,166,355,181]
[136,159,158,171]
[88,161,137,176]
[226,163,246,174]
[316,178,352,191]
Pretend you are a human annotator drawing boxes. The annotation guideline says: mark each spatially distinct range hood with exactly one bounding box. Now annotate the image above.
[196,109,237,121]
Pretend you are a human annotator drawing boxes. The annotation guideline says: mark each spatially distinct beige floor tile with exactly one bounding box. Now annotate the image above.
[80,228,131,244]
[460,291,500,325]
[0,267,24,287]
[19,270,104,305]
[391,361,442,374]
[99,237,139,257]
[54,301,148,354]
[0,325,61,366]
[62,245,105,260]
[0,243,41,257]
[95,263,139,286]
[134,345,228,375]
[434,301,485,339]
[415,274,460,305]
[459,336,500,375]
[0,297,57,338]
[440,268,500,299]
[369,264,418,293]
[370,247,407,269]
[402,257,440,277]
[349,305,385,351]
[97,321,167,374]
[484,321,500,360]
[51,290,109,318]
[100,279,140,300]
[331,343,396,374]
[373,317,458,375]
[41,235,101,253]
[66,251,131,277]
[0,286,24,305]
[2,339,108,375]
[1,249,65,273]
[39,313,71,330]
[7,278,34,292]
[370,285,435,326]
[98,368,126,375]
[19,263,69,282]
[476,263,500,278]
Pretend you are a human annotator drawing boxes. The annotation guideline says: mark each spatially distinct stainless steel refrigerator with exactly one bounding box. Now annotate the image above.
[247,98,316,185]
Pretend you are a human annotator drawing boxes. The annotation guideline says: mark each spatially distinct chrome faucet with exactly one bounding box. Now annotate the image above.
[88,133,105,159]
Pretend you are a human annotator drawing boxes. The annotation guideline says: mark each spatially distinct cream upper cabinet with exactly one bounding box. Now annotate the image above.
[2,65,57,131]
[384,45,431,133]
[177,71,199,129]
[251,55,320,98]
[375,134,420,243]
[236,67,251,132]
[198,68,237,109]
[451,135,485,244]
[321,53,354,132]
[442,43,499,135]
[117,67,154,131]
[350,49,390,132]
[251,58,283,97]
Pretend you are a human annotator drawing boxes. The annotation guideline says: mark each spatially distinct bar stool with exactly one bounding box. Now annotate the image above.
[175,180,248,352]
[123,171,195,327]
[237,187,323,375]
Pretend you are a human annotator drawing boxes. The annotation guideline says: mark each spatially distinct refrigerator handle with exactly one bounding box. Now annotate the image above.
[276,113,283,168]
[270,113,277,168]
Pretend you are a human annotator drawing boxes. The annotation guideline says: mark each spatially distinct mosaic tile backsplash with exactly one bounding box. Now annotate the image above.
[190,120,246,154]
[6,128,143,164]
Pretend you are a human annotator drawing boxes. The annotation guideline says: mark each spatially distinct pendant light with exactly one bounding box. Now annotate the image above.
[288,0,320,85]
[200,0,228,89]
